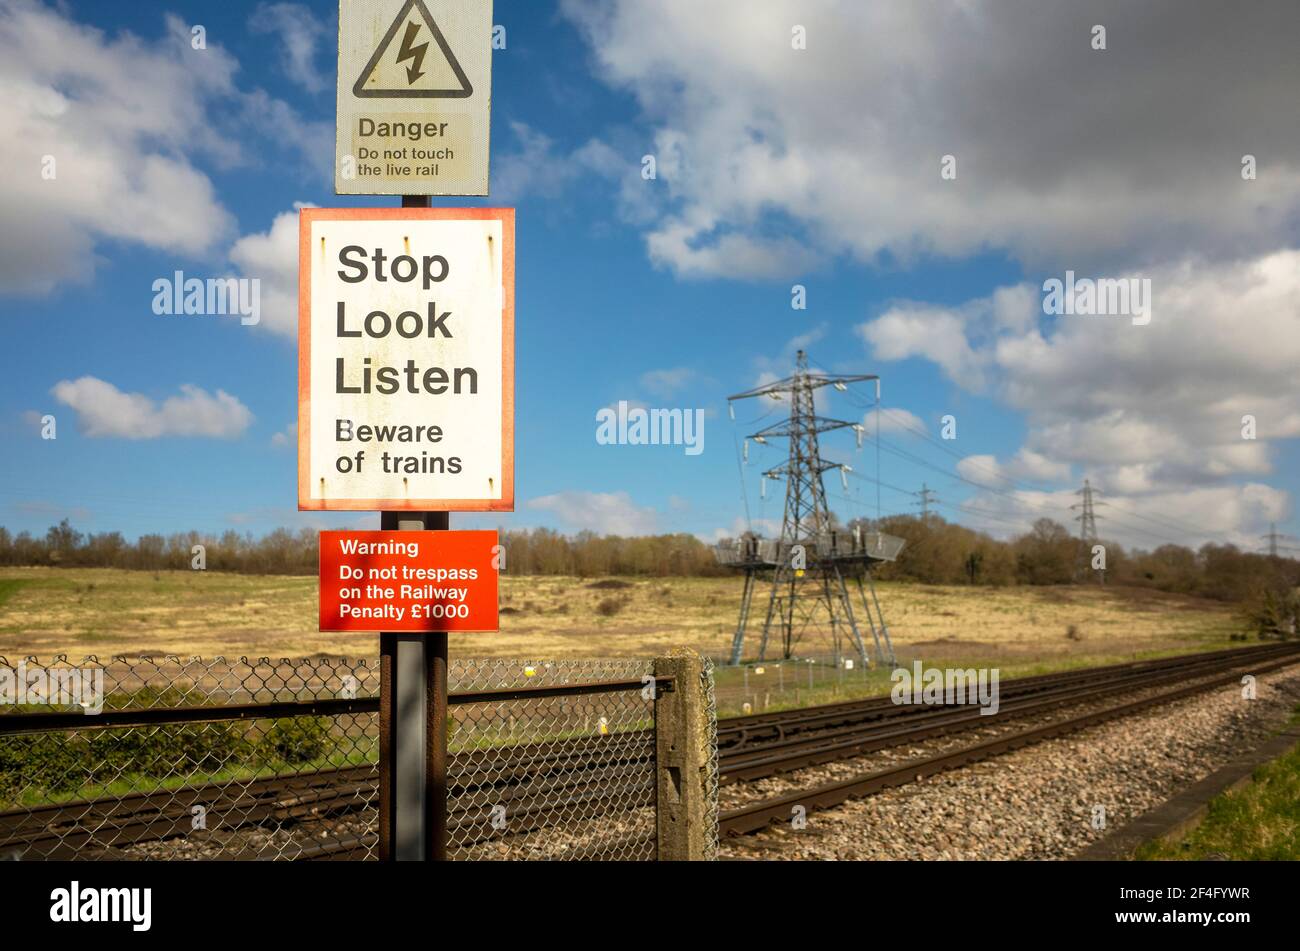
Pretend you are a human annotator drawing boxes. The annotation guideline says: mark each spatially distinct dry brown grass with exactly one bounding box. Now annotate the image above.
[0,567,1245,669]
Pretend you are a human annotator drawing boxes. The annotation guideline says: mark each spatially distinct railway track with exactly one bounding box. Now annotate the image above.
[2,642,1297,858]
[717,643,1299,783]
[720,642,1300,836]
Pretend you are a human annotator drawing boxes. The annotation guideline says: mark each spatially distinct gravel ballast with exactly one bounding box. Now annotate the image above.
[722,664,1300,861]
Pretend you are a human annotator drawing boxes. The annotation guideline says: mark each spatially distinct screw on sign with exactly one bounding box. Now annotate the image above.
[297,207,514,512]
[319,529,499,632]
[336,0,492,195]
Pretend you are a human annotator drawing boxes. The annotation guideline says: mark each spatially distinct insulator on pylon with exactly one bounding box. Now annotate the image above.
[855,425,864,449]
[743,439,749,463]
[834,381,846,391]
[875,380,881,400]
[728,402,735,420]
[840,466,849,490]
[760,476,767,499]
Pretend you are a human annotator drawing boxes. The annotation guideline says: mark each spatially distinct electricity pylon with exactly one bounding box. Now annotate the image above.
[715,350,904,666]
[915,483,938,522]
[1260,523,1299,557]
[1071,479,1104,583]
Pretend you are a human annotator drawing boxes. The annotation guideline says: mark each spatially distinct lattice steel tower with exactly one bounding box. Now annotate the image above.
[715,351,904,666]
[916,483,938,522]
[1072,479,1103,583]
[1259,523,1298,557]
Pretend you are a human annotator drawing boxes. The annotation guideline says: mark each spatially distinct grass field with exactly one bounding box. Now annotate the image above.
[0,567,1247,672]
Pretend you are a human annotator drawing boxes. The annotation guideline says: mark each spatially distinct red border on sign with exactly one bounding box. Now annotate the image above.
[297,207,515,511]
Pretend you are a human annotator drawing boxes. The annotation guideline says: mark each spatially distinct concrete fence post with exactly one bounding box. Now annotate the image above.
[653,648,710,860]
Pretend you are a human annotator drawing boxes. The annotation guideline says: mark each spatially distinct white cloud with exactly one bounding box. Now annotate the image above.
[562,0,1300,278]
[249,3,330,93]
[552,0,1300,545]
[228,205,312,337]
[490,121,650,222]
[860,306,989,387]
[646,223,820,281]
[600,398,649,416]
[956,450,1072,489]
[237,88,333,182]
[864,407,927,437]
[0,1,330,296]
[527,490,659,535]
[703,515,782,543]
[739,324,831,406]
[958,482,1288,552]
[860,250,1300,496]
[270,421,297,448]
[640,367,697,397]
[52,377,253,439]
[0,2,239,293]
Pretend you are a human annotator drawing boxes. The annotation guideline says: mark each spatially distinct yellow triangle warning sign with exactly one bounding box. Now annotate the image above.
[352,0,473,99]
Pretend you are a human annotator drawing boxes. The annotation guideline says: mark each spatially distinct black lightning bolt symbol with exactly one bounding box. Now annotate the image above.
[395,21,428,84]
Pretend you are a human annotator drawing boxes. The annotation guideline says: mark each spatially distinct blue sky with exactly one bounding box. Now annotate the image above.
[2,0,1298,554]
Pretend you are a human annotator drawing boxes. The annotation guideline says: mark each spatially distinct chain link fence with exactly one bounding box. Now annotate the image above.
[699,655,721,862]
[447,658,657,860]
[707,652,915,718]
[0,655,378,861]
[1,653,719,862]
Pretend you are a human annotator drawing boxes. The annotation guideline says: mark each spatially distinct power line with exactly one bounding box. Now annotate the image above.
[830,382,1279,550]
[863,405,1253,547]
[867,410,1255,548]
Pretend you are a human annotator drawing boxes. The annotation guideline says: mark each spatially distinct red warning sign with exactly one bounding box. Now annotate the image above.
[319,529,499,632]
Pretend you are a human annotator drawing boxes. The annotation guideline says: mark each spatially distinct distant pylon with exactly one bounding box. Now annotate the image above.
[915,483,938,522]
[1260,522,1298,557]
[1071,479,1104,583]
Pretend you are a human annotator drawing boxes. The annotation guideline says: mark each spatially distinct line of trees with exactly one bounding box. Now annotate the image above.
[0,521,722,578]
[2,517,1298,610]
[856,514,1300,605]
[0,522,319,575]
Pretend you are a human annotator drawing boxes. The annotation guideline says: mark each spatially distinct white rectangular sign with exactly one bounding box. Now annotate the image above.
[335,0,492,196]
[298,208,514,511]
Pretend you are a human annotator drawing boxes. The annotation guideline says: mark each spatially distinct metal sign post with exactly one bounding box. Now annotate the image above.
[378,509,448,861]
[377,194,447,862]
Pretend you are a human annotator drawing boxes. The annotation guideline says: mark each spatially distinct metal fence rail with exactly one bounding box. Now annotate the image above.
[0,654,719,862]
[0,655,378,861]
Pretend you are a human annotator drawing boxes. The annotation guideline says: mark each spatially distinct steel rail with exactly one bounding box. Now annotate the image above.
[719,648,1300,836]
